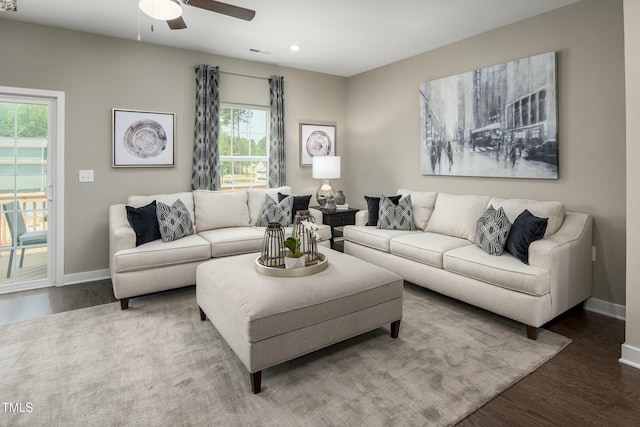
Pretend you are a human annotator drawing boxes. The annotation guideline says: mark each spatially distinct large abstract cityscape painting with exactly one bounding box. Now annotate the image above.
[419,51,558,179]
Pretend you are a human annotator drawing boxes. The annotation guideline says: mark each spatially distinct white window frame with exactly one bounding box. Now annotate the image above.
[219,103,270,190]
[0,86,65,292]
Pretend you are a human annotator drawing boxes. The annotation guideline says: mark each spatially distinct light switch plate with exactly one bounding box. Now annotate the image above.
[79,169,94,182]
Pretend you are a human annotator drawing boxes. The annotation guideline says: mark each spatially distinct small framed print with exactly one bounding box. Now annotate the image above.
[299,122,336,166]
[113,109,175,167]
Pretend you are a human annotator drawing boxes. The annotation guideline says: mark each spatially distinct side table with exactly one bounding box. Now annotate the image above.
[312,206,359,251]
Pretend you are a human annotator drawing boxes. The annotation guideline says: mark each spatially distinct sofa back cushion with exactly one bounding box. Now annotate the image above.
[426,193,491,242]
[247,186,292,225]
[128,192,195,225]
[193,190,250,231]
[488,197,565,236]
[397,189,438,230]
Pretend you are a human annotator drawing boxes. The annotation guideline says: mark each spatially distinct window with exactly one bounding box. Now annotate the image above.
[219,105,269,190]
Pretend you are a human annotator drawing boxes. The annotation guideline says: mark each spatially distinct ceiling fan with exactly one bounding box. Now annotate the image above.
[138,0,256,31]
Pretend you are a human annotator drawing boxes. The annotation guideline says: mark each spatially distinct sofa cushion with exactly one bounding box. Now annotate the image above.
[247,186,292,225]
[377,195,415,230]
[256,195,293,227]
[193,190,250,231]
[488,197,565,236]
[504,210,548,264]
[128,192,195,226]
[126,201,161,246]
[475,206,512,256]
[443,245,550,296]
[198,227,273,258]
[156,199,195,242]
[426,193,491,242]
[390,232,472,268]
[113,234,211,273]
[397,189,438,230]
[278,192,312,222]
[343,225,416,253]
[364,195,401,226]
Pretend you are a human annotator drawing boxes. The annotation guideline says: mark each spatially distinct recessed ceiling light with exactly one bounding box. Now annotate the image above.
[289,45,301,52]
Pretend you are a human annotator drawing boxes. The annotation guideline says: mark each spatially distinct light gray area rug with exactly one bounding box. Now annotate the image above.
[1,284,570,426]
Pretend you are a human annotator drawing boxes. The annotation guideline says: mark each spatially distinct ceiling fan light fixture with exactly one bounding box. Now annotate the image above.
[139,0,182,21]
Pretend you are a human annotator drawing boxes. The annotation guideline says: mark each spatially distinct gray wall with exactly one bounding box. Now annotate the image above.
[0,18,347,277]
[624,0,639,352]
[0,0,628,308]
[346,0,626,304]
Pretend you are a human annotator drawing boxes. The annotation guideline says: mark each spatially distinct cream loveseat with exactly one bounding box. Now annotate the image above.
[109,186,331,309]
[343,189,593,339]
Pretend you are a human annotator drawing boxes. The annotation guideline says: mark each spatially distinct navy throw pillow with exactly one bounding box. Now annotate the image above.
[364,195,401,226]
[504,209,548,264]
[278,192,312,222]
[126,200,161,246]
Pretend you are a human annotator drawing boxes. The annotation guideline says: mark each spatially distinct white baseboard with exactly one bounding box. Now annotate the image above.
[62,269,110,286]
[620,343,640,369]
[584,297,626,320]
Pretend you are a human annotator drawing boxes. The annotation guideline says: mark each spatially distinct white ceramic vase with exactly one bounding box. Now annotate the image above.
[284,256,306,269]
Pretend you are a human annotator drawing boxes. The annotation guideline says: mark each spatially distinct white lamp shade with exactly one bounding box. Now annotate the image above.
[312,156,341,179]
[139,0,182,20]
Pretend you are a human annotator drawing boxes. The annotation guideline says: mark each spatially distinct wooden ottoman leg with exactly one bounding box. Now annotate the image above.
[120,298,129,310]
[526,325,538,340]
[199,307,207,321]
[390,320,401,338]
[251,371,262,394]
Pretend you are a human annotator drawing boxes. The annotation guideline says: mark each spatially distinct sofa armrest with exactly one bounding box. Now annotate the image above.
[308,208,324,224]
[355,210,368,226]
[528,212,593,317]
[109,204,136,260]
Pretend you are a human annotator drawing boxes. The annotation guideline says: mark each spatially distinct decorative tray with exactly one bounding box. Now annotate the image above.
[255,253,328,277]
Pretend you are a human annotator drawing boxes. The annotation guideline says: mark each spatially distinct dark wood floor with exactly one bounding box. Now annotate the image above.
[1,281,639,425]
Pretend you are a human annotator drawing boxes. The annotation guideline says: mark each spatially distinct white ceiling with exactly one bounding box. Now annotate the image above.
[1,0,580,77]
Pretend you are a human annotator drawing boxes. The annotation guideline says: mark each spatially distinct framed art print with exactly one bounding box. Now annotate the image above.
[113,109,175,167]
[299,122,336,166]
[419,51,557,179]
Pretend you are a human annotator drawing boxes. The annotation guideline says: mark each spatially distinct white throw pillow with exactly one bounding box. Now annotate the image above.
[193,190,250,231]
[247,186,292,225]
[397,189,437,230]
[488,197,565,236]
[426,193,491,242]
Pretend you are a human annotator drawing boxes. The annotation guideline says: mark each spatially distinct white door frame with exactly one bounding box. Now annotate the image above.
[0,86,65,288]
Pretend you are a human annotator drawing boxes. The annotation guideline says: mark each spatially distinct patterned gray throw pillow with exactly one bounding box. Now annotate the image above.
[257,194,293,227]
[156,199,194,242]
[476,205,512,256]
[377,195,416,230]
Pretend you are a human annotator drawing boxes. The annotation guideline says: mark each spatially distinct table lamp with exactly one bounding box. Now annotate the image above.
[312,156,340,211]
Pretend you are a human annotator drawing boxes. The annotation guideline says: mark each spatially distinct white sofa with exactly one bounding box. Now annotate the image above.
[343,189,593,339]
[109,186,331,309]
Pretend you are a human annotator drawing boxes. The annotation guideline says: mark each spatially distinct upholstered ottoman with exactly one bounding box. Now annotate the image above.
[196,247,403,394]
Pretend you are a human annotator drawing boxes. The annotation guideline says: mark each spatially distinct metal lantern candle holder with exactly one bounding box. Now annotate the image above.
[292,210,319,265]
[261,222,285,267]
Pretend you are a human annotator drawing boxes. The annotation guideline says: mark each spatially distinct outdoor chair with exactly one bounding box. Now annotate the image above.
[3,201,47,278]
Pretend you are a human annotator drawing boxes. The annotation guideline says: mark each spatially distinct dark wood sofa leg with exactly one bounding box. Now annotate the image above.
[526,325,538,340]
[199,307,207,321]
[390,320,401,338]
[251,371,262,394]
[120,298,129,310]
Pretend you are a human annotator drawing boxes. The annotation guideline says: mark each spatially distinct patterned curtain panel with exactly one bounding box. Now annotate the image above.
[268,75,286,187]
[192,65,220,190]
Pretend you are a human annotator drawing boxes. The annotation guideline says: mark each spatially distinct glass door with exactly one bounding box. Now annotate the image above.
[0,98,51,289]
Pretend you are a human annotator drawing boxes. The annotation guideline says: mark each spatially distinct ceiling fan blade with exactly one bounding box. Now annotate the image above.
[186,0,256,21]
[167,16,188,30]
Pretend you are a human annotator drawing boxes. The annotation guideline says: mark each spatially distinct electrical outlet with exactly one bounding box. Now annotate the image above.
[592,246,596,262]
[79,170,94,183]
